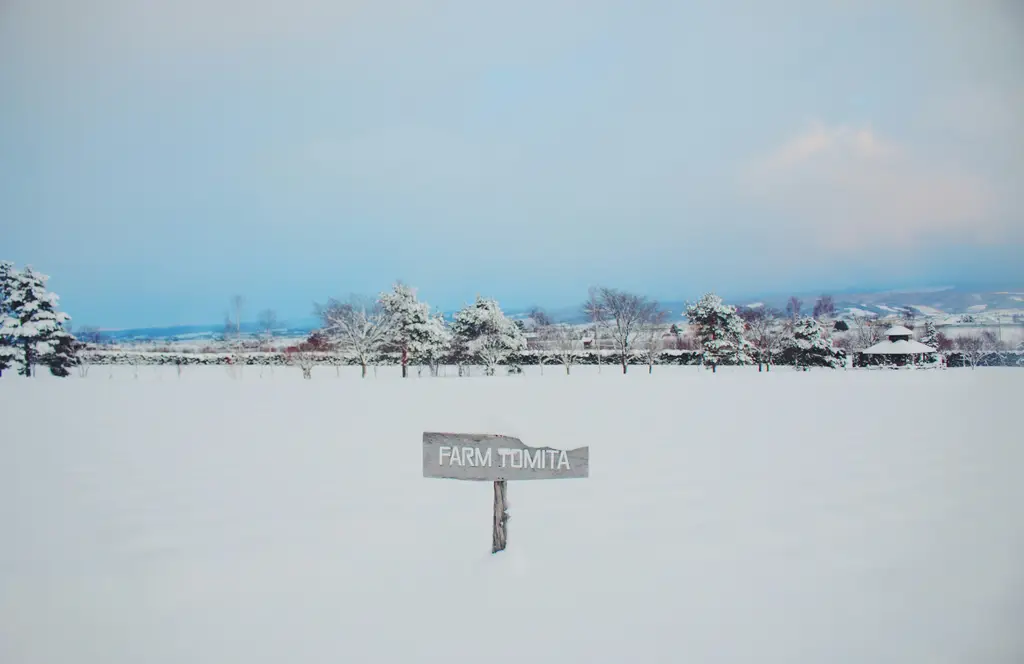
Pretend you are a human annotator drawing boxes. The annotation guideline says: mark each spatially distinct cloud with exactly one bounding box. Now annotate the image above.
[739,122,1005,251]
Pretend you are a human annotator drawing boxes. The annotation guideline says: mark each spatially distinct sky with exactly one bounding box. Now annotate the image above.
[1,0,1022,328]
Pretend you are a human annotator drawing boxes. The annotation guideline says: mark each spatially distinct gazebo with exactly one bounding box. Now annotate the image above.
[856,325,939,368]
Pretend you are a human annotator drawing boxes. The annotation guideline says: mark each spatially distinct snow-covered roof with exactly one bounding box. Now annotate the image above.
[862,339,937,355]
[884,325,914,337]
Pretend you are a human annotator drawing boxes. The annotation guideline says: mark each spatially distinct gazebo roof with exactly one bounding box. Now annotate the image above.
[862,338,937,355]
[884,325,914,337]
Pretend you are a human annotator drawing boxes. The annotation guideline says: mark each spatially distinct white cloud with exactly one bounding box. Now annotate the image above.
[740,122,1006,251]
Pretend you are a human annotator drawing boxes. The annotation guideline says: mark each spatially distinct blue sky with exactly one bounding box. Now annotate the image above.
[1,0,1022,329]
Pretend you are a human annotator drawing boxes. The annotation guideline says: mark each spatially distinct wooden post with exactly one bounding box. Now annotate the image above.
[492,480,509,554]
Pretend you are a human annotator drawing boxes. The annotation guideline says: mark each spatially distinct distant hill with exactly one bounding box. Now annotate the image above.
[96,317,322,343]
[92,286,1023,341]
[538,286,1024,324]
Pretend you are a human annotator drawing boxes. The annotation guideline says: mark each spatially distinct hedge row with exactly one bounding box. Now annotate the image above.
[75,348,1024,368]
[944,350,1024,368]
[76,349,711,367]
[72,349,810,368]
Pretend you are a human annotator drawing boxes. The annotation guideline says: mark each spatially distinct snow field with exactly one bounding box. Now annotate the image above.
[1,368,1023,664]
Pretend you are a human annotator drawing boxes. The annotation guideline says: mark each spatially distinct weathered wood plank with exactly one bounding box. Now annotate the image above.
[422,432,589,481]
[492,480,508,553]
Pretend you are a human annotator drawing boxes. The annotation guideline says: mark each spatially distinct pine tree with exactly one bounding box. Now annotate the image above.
[452,296,527,375]
[786,317,842,369]
[920,320,939,348]
[0,265,76,377]
[378,282,447,378]
[0,261,16,377]
[685,293,753,372]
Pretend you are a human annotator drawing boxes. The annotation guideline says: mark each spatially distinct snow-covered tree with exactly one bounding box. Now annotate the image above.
[452,296,527,376]
[0,265,76,377]
[786,317,843,369]
[0,261,16,377]
[920,320,939,348]
[318,296,394,378]
[685,293,753,372]
[955,335,983,369]
[46,331,79,377]
[379,282,447,378]
[418,313,451,377]
[852,315,885,349]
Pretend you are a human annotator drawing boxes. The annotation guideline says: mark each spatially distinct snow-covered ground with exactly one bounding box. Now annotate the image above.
[2,367,1023,664]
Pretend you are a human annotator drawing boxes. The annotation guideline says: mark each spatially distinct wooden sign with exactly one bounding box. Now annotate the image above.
[423,432,589,481]
[422,432,589,553]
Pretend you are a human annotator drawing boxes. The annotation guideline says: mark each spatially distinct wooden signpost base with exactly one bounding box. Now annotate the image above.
[492,480,509,554]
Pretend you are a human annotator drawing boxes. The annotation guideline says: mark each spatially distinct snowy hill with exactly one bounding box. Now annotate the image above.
[2,367,1022,663]
[96,317,322,342]
[87,286,1023,341]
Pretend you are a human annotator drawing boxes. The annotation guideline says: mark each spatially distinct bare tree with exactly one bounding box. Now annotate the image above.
[812,295,835,320]
[77,326,104,345]
[317,296,394,378]
[582,287,607,371]
[639,308,669,374]
[786,296,803,320]
[901,306,916,328]
[285,345,316,379]
[597,287,659,374]
[128,353,141,380]
[528,306,553,328]
[552,325,580,375]
[740,307,784,372]
[228,295,245,339]
[833,335,857,353]
[222,294,246,376]
[256,309,278,348]
[526,307,554,375]
[852,315,885,350]
[955,335,984,369]
[980,329,1000,351]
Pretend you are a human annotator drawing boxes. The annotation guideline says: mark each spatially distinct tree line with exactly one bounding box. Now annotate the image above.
[242,285,845,378]
[4,258,1019,379]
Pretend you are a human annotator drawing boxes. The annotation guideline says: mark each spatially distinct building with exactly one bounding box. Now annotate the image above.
[855,325,938,368]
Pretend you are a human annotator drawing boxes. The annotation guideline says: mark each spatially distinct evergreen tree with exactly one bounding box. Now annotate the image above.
[419,312,451,377]
[0,261,16,377]
[786,317,842,369]
[452,296,527,375]
[0,265,76,377]
[378,282,447,378]
[685,293,753,372]
[920,320,939,348]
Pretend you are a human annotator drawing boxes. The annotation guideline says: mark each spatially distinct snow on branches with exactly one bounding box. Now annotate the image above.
[0,262,76,377]
[317,296,394,378]
[786,317,843,369]
[685,293,753,371]
[378,282,448,377]
[452,296,526,375]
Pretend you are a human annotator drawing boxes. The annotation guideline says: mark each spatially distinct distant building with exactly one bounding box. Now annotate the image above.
[855,325,938,368]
